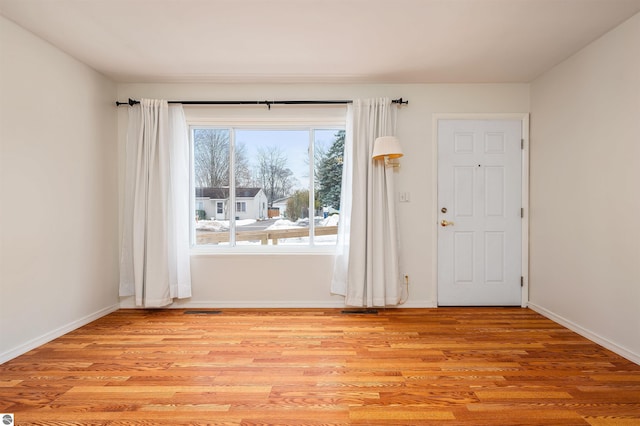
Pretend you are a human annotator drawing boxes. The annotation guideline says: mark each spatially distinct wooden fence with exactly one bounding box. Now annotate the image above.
[196,226,338,245]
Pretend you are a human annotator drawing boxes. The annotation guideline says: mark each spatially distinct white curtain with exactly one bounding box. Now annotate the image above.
[331,98,401,307]
[119,99,192,307]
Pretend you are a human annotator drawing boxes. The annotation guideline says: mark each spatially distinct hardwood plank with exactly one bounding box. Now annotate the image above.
[1,308,639,425]
[349,406,456,420]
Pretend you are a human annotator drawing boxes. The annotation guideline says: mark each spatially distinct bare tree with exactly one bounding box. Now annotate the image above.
[233,143,252,187]
[256,145,296,206]
[193,129,251,188]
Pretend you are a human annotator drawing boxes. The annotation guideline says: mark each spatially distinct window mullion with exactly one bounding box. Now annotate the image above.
[308,129,315,246]
[229,128,236,247]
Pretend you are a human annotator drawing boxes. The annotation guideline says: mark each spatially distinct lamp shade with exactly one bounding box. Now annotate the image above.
[372,136,403,160]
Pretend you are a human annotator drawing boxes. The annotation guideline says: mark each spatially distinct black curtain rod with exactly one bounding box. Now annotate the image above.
[115,97,408,108]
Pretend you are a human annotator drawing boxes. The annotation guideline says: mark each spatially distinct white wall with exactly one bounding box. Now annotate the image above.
[529,13,640,362]
[117,83,529,308]
[0,17,119,362]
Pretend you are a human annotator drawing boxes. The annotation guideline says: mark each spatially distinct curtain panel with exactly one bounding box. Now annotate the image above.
[119,99,192,307]
[331,98,402,307]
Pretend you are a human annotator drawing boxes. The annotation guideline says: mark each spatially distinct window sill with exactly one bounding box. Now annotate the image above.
[189,246,337,257]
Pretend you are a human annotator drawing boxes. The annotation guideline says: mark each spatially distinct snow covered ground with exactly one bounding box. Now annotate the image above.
[266,214,339,231]
[195,219,256,232]
[263,215,339,245]
[195,215,339,246]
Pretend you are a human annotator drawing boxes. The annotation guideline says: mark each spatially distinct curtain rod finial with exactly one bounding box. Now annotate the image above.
[115,98,140,106]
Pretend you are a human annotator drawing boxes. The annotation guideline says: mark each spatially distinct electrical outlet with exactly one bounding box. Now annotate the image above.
[399,191,410,202]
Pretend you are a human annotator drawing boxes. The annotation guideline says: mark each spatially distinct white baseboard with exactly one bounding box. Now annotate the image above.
[528,302,640,365]
[171,300,348,309]
[0,303,120,364]
[400,299,437,308]
[119,298,437,309]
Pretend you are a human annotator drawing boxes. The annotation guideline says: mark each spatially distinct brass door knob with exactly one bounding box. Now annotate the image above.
[441,220,454,227]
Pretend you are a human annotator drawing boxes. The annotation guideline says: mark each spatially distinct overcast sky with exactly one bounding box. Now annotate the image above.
[236,129,340,189]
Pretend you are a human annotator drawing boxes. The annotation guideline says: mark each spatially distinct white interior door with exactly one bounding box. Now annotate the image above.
[437,119,522,306]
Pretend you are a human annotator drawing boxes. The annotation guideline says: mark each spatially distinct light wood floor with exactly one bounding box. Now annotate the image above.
[1,308,639,425]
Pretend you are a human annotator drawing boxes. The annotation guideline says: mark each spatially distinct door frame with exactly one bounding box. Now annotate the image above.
[432,113,530,307]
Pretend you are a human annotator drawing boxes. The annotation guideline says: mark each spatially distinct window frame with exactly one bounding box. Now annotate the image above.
[188,117,345,255]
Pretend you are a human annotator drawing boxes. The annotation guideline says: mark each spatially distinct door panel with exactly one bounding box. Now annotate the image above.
[438,120,522,306]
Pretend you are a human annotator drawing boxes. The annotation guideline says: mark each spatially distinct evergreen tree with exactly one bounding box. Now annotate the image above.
[317,130,345,211]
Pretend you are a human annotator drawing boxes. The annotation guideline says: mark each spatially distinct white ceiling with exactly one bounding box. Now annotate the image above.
[2,0,640,84]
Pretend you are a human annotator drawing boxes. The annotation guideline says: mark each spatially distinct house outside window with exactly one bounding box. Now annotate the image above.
[190,122,344,250]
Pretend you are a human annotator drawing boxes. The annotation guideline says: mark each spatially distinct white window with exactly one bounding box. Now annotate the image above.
[191,124,344,250]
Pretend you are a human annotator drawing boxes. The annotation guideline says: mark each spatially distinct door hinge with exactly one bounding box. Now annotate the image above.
[521,139,524,149]
[521,208,524,218]
[521,276,524,287]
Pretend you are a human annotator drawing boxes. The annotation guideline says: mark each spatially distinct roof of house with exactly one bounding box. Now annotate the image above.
[272,197,290,204]
[195,187,263,199]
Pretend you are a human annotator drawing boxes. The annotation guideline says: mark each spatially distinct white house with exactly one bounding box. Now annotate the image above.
[196,187,268,221]
[271,197,289,218]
